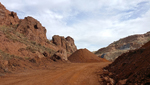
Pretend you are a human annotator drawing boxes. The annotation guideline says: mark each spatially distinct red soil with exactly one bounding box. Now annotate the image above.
[0,62,110,85]
[104,41,150,84]
[68,49,108,63]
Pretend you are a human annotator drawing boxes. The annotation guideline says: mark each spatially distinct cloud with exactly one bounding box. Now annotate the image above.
[120,1,150,21]
[1,0,150,51]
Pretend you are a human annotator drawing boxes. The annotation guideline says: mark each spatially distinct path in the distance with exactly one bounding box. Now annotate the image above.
[0,62,110,85]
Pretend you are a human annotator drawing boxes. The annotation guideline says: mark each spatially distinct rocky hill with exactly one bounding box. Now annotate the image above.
[101,39,150,85]
[95,32,150,61]
[0,3,77,73]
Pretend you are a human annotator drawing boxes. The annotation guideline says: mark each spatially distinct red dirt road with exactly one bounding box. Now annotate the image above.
[0,62,110,85]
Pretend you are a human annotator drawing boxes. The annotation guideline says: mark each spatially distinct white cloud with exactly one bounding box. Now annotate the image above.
[0,0,150,51]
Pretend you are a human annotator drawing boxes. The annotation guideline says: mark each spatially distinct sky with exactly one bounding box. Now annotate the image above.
[1,0,150,51]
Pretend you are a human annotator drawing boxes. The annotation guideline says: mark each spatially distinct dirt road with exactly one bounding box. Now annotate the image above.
[0,62,110,85]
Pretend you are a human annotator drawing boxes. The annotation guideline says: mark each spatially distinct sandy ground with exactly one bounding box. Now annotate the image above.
[0,62,110,85]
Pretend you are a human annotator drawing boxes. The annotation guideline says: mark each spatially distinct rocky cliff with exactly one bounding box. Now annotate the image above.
[0,3,77,72]
[95,32,150,61]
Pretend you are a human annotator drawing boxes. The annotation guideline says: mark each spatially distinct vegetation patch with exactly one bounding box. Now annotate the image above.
[0,25,56,57]
[0,50,22,60]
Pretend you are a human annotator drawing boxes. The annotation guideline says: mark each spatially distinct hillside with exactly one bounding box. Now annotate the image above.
[0,2,77,73]
[101,40,150,85]
[95,32,150,61]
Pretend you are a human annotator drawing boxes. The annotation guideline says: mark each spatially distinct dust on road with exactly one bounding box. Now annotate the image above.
[0,62,110,85]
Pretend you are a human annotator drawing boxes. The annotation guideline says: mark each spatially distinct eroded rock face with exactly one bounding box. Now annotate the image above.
[65,36,77,53]
[0,3,46,44]
[0,3,19,26]
[51,49,67,61]
[16,16,47,44]
[0,3,78,63]
[52,35,77,53]
[52,35,62,47]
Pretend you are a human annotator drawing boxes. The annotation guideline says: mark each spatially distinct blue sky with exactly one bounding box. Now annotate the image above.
[1,0,150,51]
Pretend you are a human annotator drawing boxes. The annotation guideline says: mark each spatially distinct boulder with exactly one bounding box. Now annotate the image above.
[52,35,62,47]
[51,49,67,61]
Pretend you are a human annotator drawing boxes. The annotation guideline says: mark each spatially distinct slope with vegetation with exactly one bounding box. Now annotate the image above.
[0,2,77,73]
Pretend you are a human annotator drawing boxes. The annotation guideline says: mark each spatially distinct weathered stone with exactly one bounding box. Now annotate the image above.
[109,78,115,85]
[16,16,47,44]
[51,49,67,61]
[117,79,127,85]
[0,3,19,26]
[65,36,77,53]
[52,35,77,53]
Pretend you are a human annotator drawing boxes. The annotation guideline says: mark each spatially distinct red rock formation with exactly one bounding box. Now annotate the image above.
[0,3,19,26]
[65,36,77,53]
[0,3,77,64]
[0,3,77,54]
[50,49,68,61]
[52,35,77,53]
[16,16,47,44]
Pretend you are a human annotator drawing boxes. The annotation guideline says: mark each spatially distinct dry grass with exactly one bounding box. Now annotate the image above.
[0,25,56,59]
[0,50,22,60]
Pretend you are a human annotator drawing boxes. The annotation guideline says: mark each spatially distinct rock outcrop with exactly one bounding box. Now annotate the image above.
[16,16,47,44]
[0,3,79,73]
[0,3,77,61]
[0,3,19,26]
[68,48,108,63]
[102,40,150,85]
[52,35,77,53]
[95,32,150,61]
[50,49,67,61]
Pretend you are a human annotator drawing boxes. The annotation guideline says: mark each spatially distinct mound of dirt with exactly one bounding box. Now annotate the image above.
[68,49,108,63]
[102,41,150,85]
